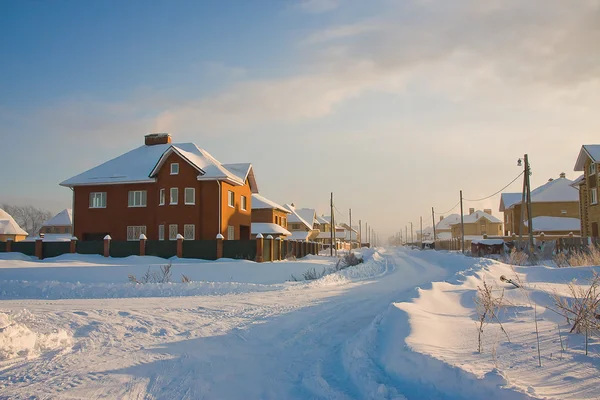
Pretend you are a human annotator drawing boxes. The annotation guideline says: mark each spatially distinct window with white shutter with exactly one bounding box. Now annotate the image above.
[184,224,195,240]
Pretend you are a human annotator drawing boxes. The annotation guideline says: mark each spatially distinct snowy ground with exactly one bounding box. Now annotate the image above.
[1,248,599,399]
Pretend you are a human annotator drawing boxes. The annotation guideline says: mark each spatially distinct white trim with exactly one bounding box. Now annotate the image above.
[591,188,598,205]
[184,224,195,240]
[228,190,235,208]
[149,146,205,178]
[128,190,147,208]
[158,224,165,241]
[89,192,107,208]
[127,226,146,241]
[159,188,165,206]
[170,187,178,205]
[61,179,155,188]
[184,187,196,205]
[227,225,235,240]
[169,224,178,240]
[170,162,179,175]
[241,195,247,211]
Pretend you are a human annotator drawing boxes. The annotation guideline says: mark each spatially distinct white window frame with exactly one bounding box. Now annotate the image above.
[169,224,178,240]
[128,190,147,208]
[170,188,178,205]
[158,225,165,241]
[184,188,196,205]
[590,163,597,175]
[228,191,234,208]
[89,192,107,208]
[127,226,146,241]
[592,188,598,205]
[227,225,235,240]
[170,163,179,175]
[159,188,165,206]
[241,195,247,211]
[184,224,195,240]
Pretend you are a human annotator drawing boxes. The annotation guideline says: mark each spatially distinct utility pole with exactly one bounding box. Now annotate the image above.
[525,154,534,252]
[410,222,413,244]
[349,208,352,251]
[420,216,423,244]
[330,193,334,257]
[365,222,368,246]
[359,219,362,248]
[518,159,527,250]
[405,226,408,245]
[432,207,437,243]
[460,190,465,254]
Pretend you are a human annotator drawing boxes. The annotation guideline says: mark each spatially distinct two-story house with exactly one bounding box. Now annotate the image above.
[283,204,320,241]
[436,214,461,240]
[450,209,503,239]
[39,209,73,235]
[60,133,258,241]
[250,193,291,238]
[574,145,600,237]
[499,174,580,236]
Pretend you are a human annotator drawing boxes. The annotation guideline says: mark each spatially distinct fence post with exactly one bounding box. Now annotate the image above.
[35,238,43,260]
[176,234,184,258]
[275,237,282,260]
[266,235,274,262]
[216,234,224,259]
[103,235,111,257]
[70,237,77,253]
[6,238,12,252]
[139,234,147,256]
[256,233,264,262]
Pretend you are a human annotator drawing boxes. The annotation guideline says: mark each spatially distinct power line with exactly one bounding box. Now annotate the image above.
[463,171,524,202]
[434,201,461,216]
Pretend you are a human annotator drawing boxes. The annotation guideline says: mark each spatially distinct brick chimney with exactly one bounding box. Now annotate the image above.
[559,172,566,179]
[439,215,444,222]
[145,133,172,146]
[483,209,492,215]
[469,208,475,215]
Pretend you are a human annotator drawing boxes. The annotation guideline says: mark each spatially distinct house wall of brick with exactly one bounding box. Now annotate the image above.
[252,209,289,229]
[583,158,600,236]
[451,220,503,238]
[503,201,580,235]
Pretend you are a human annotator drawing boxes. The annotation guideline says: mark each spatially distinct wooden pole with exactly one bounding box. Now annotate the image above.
[349,208,352,250]
[420,216,423,243]
[460,190,465,254]
[330,192,334,256]
[519,157,527,249]
[432,207,437,243]
[525,154,535,252]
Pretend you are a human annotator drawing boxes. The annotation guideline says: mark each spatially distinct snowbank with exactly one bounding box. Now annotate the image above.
[0,311,72,360]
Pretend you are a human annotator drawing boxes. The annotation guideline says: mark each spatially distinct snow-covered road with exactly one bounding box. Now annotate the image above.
[0,249,476,399]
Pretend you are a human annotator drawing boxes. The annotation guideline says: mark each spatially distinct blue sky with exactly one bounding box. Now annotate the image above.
[1,0,599,238]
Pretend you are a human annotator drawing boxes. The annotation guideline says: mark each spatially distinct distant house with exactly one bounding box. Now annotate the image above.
[499,173,580,236]
[283,204,320,241]
[315,215,345,248]
[250,194,291,238]
[60,133,258,241]
[435,214,461,240]
[0,208,28,242]
[40,209,73,235]
[573,145,600,237]
[450,209,503,239]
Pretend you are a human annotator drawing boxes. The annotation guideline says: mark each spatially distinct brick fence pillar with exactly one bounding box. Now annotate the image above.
[103,235,111,257]
[176,234,184,258]
[70,237,77,253]
[6,238,13,252]
[139,234,147,256]
[266,235,274,262]
[256,233,264,262]
[35,238,43,260]
[216,234,224,259]
[275,237,282,260]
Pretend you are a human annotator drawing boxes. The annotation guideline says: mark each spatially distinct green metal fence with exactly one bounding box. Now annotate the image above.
[146,240,177,259]
[0,242,6,252]
[110,241,140,258]
[76,241,104,255]
[183,240,217,260]
[42,242,71,259]
[11,241,36,256]
[223,240,256,260]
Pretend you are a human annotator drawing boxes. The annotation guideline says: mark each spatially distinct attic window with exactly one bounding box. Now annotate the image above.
[170,163,179,175]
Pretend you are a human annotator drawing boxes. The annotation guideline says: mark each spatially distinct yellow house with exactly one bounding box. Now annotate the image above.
[0,208,29,242]
[574,145,600,237]
[499,173,580,236]
[450,209,503,238]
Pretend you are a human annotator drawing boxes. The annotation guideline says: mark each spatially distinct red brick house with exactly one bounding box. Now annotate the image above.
[60,134,258,241]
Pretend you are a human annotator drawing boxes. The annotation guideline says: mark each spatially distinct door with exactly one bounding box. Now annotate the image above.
[592,222,598,238]
[240,225,250,240]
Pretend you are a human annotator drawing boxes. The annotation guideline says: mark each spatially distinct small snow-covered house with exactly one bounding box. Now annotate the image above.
[499,173,580,236]
[284,204,320,241]
[574,145,600,237]
[0,208,28,242]
[60,133,258,241]
[40,208,73,235]
[450,209,503,239]
[435,214,461,240]
[250,194,291,239]
[315,215,346,247]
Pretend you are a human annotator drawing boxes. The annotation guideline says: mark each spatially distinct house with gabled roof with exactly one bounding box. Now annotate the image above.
[0,208,29,242]
[283,203,320,241]
[250,194,291,238]
[60,133,258,241]
[435,214,461,240]
[40,209,73,235]
[499,173,580,236]
[450,209,503,239]
[574,145,600,237]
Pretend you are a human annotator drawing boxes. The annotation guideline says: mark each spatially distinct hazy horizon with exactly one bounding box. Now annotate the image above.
[2,0,599,238]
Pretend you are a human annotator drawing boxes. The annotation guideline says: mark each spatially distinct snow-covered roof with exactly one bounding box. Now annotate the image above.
[23,234,74,242]
[284,204,317,230]
[570,174,585,188]
[287,231,311,241]
[436,214,461,230]
[60,143,258,192]
[574,145,600,171]
[316,215,329,224]
[453,210,502,224]
[499,193,522,212]
[472,239,505,245]
[42,209,72,227]
[437,232,452,240]
[0,208,28,236]
[251,194,289,213]
[528,178,579,203]
[316,231,337,239]
[251,223,291,236]
[524,216,581,233]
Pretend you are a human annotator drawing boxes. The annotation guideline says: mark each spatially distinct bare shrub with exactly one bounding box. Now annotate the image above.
[181,274,191,283]
[567,245,600,267]
[554,253,570,268]
[128,263,173,284]
[551,272,600,334]
[474,279,510,353]
[343,253,364,267]
[302,267,327,281]
[503,248,529,266]
[285,252,296,261]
